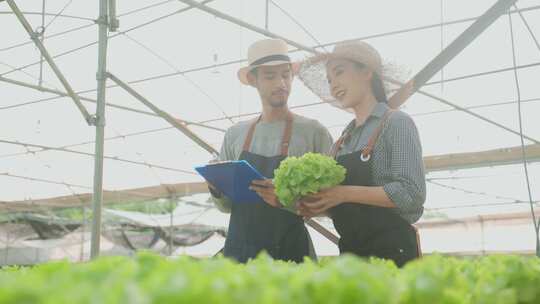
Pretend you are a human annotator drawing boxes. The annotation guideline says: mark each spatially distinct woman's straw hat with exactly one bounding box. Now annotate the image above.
[297,40,405,110]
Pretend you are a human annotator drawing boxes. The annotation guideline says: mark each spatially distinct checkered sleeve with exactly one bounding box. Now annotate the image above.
[380,112,426,223]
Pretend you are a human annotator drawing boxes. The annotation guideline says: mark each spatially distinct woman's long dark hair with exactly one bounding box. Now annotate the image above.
[354,62,388,104]
[371,72,388,104]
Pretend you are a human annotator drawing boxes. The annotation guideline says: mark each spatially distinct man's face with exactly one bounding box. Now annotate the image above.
[250,63,293,108]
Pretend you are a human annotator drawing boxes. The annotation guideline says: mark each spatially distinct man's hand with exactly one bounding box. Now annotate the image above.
[250,179,283,208]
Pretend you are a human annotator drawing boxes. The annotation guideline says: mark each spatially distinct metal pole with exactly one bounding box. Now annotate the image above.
[514,5,540,53]
[388,0,518,108]
[107,72,219,157]
[0,139,196,174]
[5,0,93,125]
[424,61,540,86]
[4,5,538,112]
[384,76,540,144]
[265,0,269,30]
[2,3,537,80]
[90,0,109,259]
[177,0,319,54]
[108,0,119,32]
[0,75,225,132]
[415,88,540,144]
[179,0,520,132]
[38,0,45,86]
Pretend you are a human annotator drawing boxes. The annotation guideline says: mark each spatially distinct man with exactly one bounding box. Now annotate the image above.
[209,38,332,263]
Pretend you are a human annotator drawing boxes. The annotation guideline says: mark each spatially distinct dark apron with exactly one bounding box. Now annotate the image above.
[223,112,311,263]
[329,110,419,267]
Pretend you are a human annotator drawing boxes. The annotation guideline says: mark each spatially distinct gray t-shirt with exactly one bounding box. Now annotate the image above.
[212,113,333,212]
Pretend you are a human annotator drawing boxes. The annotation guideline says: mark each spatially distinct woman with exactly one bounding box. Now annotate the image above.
[297,41,426,267]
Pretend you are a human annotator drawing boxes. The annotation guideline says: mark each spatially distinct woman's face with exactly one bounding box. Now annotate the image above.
[326,58,372,109]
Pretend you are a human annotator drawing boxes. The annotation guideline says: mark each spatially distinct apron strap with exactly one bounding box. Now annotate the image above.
[280,112,294,156]
[330,134,348,158]
[360,109,395,161]
[242,116,261,152]
[242,111,294,157]
[331,110,395,159]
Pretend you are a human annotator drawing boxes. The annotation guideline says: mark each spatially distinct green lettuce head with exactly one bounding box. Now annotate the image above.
[273,153,346,207]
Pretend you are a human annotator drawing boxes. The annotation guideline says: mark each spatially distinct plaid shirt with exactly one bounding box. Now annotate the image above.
[335,102,426,223]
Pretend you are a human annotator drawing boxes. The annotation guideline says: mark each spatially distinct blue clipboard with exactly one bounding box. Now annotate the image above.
[195,160,266,204]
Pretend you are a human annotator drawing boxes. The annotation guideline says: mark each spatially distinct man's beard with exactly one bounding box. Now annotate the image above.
[268,98,287,108]
[269,96,289,108]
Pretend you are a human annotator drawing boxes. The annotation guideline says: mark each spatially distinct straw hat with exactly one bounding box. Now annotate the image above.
[237,38,299,85]
[297,40,405,110]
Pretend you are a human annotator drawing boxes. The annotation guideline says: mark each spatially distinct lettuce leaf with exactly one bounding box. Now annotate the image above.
[274,153,346,207]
